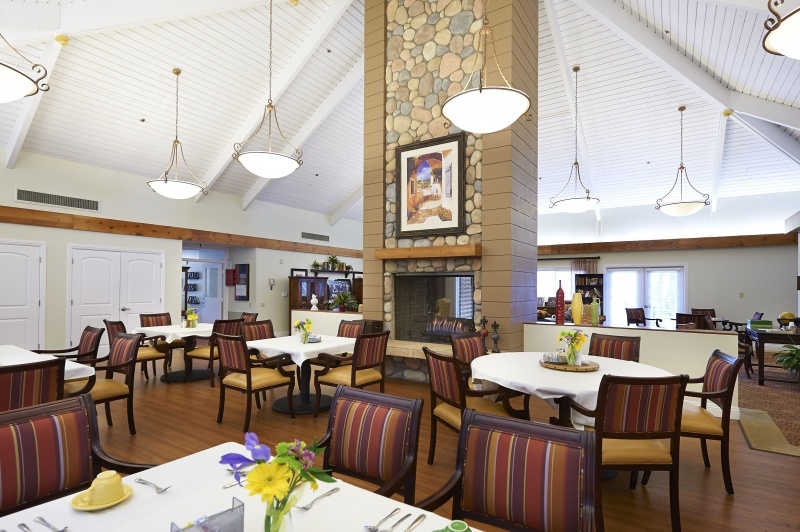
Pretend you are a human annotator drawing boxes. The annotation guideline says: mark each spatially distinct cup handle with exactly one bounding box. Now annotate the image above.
[80,488,94,505]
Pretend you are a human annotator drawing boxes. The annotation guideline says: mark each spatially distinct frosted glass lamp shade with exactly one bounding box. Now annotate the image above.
[442,86,531,134]
[236,151,301,179]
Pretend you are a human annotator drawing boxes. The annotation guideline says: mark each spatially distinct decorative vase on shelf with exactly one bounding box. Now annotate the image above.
[571,293,583,325]
[310,294,318,311]
[590,298,600,326]
[555,281,565,325]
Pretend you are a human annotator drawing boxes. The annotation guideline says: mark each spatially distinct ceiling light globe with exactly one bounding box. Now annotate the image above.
[658,202,706,217]
[764,11,800,60]
[148,179,203,200]
[236,152,301,179]
[442,86,531,134]
[553,197,599,214]
[0,64,37,103]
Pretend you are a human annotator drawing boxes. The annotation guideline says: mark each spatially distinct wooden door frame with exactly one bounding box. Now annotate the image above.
[182,258,227,321]
[0,238,46,349]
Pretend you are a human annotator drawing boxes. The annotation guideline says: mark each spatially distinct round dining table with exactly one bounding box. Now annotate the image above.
[471,352,672,430]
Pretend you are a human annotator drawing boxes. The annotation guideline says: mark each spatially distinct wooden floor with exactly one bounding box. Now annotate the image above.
[97,359,800,532]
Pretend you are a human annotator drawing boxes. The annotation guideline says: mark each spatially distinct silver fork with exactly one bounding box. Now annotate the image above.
[296,487,340,510]
[134,478,171,493]
[365,508,400,532]
[378,513,410,532]
[34,518,67,532]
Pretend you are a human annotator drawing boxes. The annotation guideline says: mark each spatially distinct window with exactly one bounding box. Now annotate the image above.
[606,266,685,326]
[537,268,574,303]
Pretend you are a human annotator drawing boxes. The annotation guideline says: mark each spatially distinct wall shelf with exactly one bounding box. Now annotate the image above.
[374,244,481,260]
[309,269,362,278]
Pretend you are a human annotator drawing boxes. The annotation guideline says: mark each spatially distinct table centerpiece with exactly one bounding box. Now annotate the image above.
[558,328,588,366]
[293,318,312,343]
[185,307,198,328]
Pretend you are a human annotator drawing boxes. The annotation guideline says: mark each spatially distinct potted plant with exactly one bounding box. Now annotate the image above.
[327,255,340,271]
[776,342,800,375]
[311,260,321,270]
[330,291,353,312]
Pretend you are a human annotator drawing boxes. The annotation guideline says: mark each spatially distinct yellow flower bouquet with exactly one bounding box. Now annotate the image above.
[293,319,312,344]
[185,307,198,328]
[557,328,587,366]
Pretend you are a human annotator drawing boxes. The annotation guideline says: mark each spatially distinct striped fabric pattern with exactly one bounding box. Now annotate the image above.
[589,336,639,362]
[328,398,411,482]
[626,308,645,324]
[691,308,716,318]
[104,320,126,344]
[461,425,586,530]
[451,334,486,364]
[241,312,258,322]
[603,383,681,434]
[337,321,364,338]
[77,328,103,359]
[109,336,139,371]
[703,355,734,395]
[0,364,61,412]
[214,320,244,338]
[217,336,246,371]
[140,313,171,327]
[355,334,388,368]
[426,353,460,403]
[243,321,275,341]
[0,407,93,512]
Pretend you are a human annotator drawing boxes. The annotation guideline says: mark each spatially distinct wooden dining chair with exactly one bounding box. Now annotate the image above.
[318,385,423,504]
[305,319,365,372]
[313,330,390,418]
[419,410,596,532]
[185,318,243,386]
[559,374,689,532]
[422,347,516,465]
[34,325,105,365]
[215,333,295,430]
[0,358,65,413]
[240,312,258,322]
[626,307,662,327]
[0,395,152,516]
[676,312,706,330]
[588,333,641,362]
[691,308,716,319]
[104,319,170,382]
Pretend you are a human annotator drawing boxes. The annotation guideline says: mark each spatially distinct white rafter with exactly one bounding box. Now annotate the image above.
[700,0,766,11]
[734,114,800,165]
[543,0,602,221]
[241,53,365,210]
[330,186,363,226]
[196,0,354,202]
[4,36,67,169]
[710,111,731,212]
[571,0,800,144]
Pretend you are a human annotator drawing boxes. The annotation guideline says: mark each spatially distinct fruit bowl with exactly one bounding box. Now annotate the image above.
[777,312,796,327]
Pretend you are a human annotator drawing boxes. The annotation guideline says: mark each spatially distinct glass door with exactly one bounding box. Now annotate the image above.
[606,266,685,326]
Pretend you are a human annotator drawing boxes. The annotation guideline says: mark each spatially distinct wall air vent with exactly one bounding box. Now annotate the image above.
[15,189,100,212]
[301,231,330,242]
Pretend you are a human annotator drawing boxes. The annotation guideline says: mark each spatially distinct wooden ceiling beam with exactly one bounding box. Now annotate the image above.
[538,233,796,255]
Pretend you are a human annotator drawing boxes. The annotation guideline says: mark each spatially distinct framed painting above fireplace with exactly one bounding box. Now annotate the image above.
[395,132,465,238]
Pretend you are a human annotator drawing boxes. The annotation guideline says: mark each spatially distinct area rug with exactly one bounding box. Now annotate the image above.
[737,366,800,455]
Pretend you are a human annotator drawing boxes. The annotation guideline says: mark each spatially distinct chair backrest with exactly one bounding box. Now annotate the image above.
[676,313,705,329]
[752,311,764,320]
[691,308,716,318]
[0,395,100,515]
[423,347,466,410]
[240,312,258,322]
[323,385,422,504]
[353,330,390,371]
[703,315,716,330]
[588,333,641,362]
[107,333,144,381]
[452,410,596,531]
[625,307,646,326]
[215,333,248,372]
[139,313,172,327]
[450,332,487,365]
[700,350,744,413]
[243,320,275,341]
[77,326,105,361]
[337,320,365,338]
[0,358,65,413]
[211,319,244,346]
[103,319,127,346]
[676,323,696,330]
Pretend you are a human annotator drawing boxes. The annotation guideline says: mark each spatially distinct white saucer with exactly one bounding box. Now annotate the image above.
[71,484,133,511]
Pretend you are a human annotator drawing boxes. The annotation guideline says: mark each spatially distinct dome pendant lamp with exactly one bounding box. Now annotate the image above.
[762,1,800,60]
[0,32,51,104]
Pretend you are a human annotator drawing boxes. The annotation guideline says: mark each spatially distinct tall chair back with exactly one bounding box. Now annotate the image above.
[0,358,65,413]
[243,320,276,341]
[751,311,764,320]
[103,319,127,346]
[139,313,172,327]
[625,308,661,327]
[337,320,365,338]
[211,319,244,346]
[216,333,248,372]
[353,330,390,372]
[240,312,258,322]
[676,312,705,329]
[588,333,641,362]
[691,308,716,318]
[75,326,105,361]
[450,332,487,365]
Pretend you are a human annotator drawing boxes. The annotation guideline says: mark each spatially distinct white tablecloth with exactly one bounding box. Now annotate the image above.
[471,352,672,430]
[131,323,213,343]
[0,344,94,381]
[247,335,357,367]
[0,442,453,531]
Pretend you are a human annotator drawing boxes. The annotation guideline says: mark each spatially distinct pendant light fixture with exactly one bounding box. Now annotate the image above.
[441,0,531,134]
[233,0,302,178]
[762,1,800,60]
[655,105,709,217]
[147,68,208,200]
[549,66,599,214]
[0,33,50,104]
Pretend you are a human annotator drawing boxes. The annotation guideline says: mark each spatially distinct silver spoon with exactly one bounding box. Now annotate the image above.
[365,508,400,532]
[378,513,410,532]
[34,518,67,532]
[297,487,340,510]
[17,525,33,532]
[403,515,426,532]
[134,478,171,493]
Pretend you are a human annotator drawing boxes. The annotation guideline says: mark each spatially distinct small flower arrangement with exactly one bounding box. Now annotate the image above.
[293,319,312,343]
[220,433,333,531]
[185,308,198,319]
[558,328,588,365]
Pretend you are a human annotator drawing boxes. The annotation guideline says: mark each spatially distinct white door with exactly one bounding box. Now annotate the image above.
[0,243,42,349]
[120,252,162,332]
[201,265,223,323]
[606,266,685,326]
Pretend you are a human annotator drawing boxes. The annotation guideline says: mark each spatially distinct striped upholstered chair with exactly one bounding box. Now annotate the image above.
[34,325,105,365]
[625,307,662,327]
[185,319,243,386]
[0,358,65,413]
[676,350,744,494]
[319,385,422,504]
[305,319,365,372]
[419,410,596,531]
[313,330,390,418]
[0,395,151,516]
[450,332,487,365]
[240,312,258,322]
[560,374,689,532]
[588,333,641,362]
[423,347,516,465]
[104,320,171,382]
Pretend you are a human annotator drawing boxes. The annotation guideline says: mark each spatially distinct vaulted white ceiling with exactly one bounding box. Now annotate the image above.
[1,0,799,226]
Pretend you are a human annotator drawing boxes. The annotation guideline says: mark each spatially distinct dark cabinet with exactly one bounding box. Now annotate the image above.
[574,273,604,314]
[288,276,328,311]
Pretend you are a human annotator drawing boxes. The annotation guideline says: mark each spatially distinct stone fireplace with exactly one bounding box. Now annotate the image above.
[394,273,475,343]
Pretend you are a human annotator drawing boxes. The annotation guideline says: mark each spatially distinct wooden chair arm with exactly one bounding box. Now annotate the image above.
[687,375,705,384]
[33,346,79,355]
[685,389,725,400]
[375,458,415,499]
[644,317,662,327]
[416,472,461,511]
[558,396,596,418]
[66,375,96,396]
[252,353,295,378]
[464,387,503,399]
[314,353,354,377]
[93,446,154,474]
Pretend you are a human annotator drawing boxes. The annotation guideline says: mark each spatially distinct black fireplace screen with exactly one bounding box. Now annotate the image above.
[394,274,474,342]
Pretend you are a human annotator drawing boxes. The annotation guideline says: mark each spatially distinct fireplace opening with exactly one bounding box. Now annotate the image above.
[394,273,475,343]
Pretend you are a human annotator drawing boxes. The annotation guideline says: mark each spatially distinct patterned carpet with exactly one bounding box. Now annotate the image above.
[737,365,800,447]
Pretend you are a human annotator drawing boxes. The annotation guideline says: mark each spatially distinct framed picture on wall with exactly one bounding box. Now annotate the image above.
[395,132,465,237]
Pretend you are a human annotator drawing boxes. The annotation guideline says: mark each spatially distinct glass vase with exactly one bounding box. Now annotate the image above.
[187,318,197,329]
[300,331,309,344]
[264,510,293,532]
[566,345,578,366]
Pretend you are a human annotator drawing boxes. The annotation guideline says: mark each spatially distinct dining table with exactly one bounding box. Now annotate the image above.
[471,352,673,430]
[131,323,214,383]
[247,334,357,415]
[0,442,453,531]
[0,344,95,381]
[745,327,800,385]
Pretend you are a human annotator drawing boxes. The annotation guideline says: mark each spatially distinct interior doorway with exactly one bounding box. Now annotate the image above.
[183,260,224,323]
[0,241,45,349]
[606,266,686,326]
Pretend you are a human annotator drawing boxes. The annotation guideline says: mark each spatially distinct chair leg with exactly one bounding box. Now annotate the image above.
[163,357,170,384]
[140,361,149,380]
[126,396,136,435]
[721,438,734,494]
[700,438,711,468]
[104,402,113,427]
[595,469,605,532]
[629,471,639,490]
[642,471,651,485]
[255,392,262,409]
[217,385,226,423]
[243,392,252,432]
[209,358,216,387]
[427,415,438,465]
[151,360,157,379]
[287,379,295,420]
[313,379,322,419]
[669,468,682,532]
